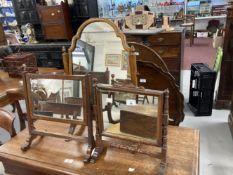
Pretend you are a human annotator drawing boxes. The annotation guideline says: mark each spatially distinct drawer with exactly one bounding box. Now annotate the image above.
[126,32,181,46]
[42,24,67,39]
[152,46,180,58]
[147,33,180,46]
[126,35,143,43]
[38,6,63,22]
[163,58,181,72]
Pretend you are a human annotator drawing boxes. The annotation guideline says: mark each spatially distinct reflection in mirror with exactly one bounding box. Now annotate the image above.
[72,40,95,73]
[101,92,158,140]
[72,21,129,80]
[30,79,83,121]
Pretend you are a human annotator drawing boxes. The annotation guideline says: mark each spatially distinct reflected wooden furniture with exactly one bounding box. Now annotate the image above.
[92,84,169,171]
[0,68,60,130]
[180,15,195,46]
[0,109,16,145]
[0,23,7,46]
[0,120,199,175]
[215,6,233,109]
[128,42,184,125]
[22,73,94,162]
[125,28,184,86]
[64,18,138,86]
[37,0,73,40]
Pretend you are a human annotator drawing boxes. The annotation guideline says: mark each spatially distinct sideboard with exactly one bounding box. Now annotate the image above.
[125,28,184,86]
[9,42,70,69]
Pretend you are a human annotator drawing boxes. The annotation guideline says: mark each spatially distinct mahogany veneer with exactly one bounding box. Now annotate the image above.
[0,120,199,175]
[125,29,184,86]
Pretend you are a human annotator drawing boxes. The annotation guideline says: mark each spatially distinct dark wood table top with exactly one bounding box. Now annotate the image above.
[0,120,199,175]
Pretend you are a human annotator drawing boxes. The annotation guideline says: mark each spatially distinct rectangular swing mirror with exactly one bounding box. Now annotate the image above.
[22,73,94,162]
[91,83,169,173]
[29,77,85,123]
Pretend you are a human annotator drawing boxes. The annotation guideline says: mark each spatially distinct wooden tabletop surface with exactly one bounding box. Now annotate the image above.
[0,120,199,175]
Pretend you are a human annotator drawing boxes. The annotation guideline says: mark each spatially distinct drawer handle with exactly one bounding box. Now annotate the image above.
[51,13,55,16]
[57,10,61,13]
[157,49,165,55]
[157,37,165,42]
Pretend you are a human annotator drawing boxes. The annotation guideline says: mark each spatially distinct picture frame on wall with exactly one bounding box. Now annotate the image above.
[105,54,121,67]
[121,50,129,70]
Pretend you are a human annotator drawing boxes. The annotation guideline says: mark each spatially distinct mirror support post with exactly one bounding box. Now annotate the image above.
[62,46,70,75]
[129,46,138,86]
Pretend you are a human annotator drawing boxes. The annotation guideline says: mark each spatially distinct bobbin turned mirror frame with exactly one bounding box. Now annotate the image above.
[91,83,169,174]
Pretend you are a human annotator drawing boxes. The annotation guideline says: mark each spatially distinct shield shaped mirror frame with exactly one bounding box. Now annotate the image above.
[65,18,138,86]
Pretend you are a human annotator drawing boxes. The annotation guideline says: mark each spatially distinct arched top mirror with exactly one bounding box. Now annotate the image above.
[66,18,137,85]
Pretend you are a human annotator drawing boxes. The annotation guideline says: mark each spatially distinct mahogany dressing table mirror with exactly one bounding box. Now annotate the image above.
[91,83,169,174]
[63,18,138,85]
[21,73,94,162]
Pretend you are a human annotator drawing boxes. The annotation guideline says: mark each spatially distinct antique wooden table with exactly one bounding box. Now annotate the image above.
[0,120,199,175]
[0,68,61,129]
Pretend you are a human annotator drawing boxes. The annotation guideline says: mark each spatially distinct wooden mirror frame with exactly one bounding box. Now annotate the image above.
[91,83,169,173]
[63,18,138,86]
[128,42,185,125]
[21,73,94,163]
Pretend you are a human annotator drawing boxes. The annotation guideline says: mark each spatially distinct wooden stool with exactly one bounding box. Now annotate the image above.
[180,15,195,46]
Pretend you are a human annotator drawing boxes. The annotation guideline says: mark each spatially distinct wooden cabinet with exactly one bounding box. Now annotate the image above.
[125,29,184,86]
[37,0,73,40]
[9,43,70,69]
[70,0,98,32]
[215,7,233,109]
[12,0,43,40]
[0,23,7,46]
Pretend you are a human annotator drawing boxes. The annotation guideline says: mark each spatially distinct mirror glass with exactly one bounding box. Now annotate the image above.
[101,91,159,141]
[72,22,129,80]
[30,78,84,121]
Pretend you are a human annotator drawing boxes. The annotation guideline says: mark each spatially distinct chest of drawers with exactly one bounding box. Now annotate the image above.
[125,29,184,86]
[0,23,7,46]
[37,0,73,40]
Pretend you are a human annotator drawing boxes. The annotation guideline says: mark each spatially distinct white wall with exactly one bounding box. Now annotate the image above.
[81,32,128,80]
